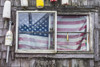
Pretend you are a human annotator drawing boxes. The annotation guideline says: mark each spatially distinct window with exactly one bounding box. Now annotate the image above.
[16,11,57,53]
[57,15,89,51]
[16,11,93,53]
[57,12,93,52]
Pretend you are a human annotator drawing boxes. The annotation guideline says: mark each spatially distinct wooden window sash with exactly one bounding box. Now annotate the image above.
[57,14,90,52]
[57,32,90,33]
[16,11,57,53]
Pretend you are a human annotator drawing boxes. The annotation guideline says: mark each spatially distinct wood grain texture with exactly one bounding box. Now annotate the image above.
[72,59,78,67]
[0,7,3,15]
[14,0,21,7]
[94,14,99,61]
[11,59,21,67]
[0,22,4,29]
[0,0,6,6]
[20,58,30,67]
[1,44,7,51]
[87,0,94,6]
[0,0,100,67]
[15,53,94,59]
[0,30,3,36]
[62,60,69,67]
[89,60,94,67]
[94,0,100,6]
[30,59,35,67]
[78,60,85,67]
[0,37,4,44]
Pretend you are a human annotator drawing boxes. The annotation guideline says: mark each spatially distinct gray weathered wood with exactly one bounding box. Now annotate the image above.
[0,0,100,67]
[72,59,78,67]
[62,60,69,67]
[15,54,94,58]
[20,58,30,67]
[94,12,99,28]
[89,60,94,67]
[94,12,99,61]
[11,59,21,67]
[78,60,85,67]
[94,30,99,61]
[0,0,6,6]
[87,0,94,6]
[14,0,21,7]
[56,60,63,67]
[94,0,100,6]
[30,59,35,67]
[1,44,7,51]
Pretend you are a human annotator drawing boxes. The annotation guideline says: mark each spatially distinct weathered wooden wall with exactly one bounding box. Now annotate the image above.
[0,0,100,67]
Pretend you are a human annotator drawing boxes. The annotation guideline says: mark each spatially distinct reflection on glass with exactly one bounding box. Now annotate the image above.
[57,15,89,51]
[18,12,55,50]
[57,33,89,51]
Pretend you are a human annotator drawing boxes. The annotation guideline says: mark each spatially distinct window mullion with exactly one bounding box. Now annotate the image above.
[48,14,51,49]
[57,32,90,33]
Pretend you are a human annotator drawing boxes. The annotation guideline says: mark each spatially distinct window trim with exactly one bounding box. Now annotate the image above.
[15,11,57,53]
[15,11,94,54]
[57,12,94,53]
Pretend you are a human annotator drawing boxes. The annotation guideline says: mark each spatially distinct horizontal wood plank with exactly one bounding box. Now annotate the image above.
[15,54,94,58]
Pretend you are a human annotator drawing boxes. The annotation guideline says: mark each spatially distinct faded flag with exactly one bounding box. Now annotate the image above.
[57,16,88,51]
[18,13,50,49]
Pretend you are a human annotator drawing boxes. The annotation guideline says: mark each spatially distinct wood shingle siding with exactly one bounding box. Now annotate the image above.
[0,0,100,67]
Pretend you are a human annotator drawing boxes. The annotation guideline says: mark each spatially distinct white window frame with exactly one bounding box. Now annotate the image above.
[57,12,94,52]
[15,11,57,53]
[15,11,94,53]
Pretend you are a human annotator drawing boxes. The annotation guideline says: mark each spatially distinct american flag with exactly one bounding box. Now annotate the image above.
[57,16,88,51]
[18,13,50,49]
[50,0,57,2]
[18,12,88,51]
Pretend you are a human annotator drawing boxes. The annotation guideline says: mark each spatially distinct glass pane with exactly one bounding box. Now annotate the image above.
[57,33,89,51]
[57,15,88,32]
[18,12,55,50]
[57,15,89,51]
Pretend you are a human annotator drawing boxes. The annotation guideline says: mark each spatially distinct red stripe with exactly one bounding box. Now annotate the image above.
[19,37,48,44]
[57,33,86,39]
[57,48,76,50]
[50,0,57,2]
[57,25,86,32]
[59,16,86,18]
[57,48,86,51]
[57,37,86,45]
[19,44,48,49]
[57,43,86,50]
[57,41,86,46]
[79,25,87,30]
[57,20,86,25]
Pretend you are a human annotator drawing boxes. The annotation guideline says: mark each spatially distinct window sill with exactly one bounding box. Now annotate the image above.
[15,52,94,59]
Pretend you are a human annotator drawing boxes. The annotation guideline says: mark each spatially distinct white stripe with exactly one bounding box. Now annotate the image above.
[19,34,48,47]
[57,45,78,49]
[32,13,46,24]
[80,46,87,50]
[57,44,86,50]
[57,33,83,36]
[19,46,31,49]
[57,37,86,43]
[57,23,86,29]
[18,13,29,27]
[57,32,86,37]
[62,0,69,4]
[19,41,47,47]
[57,27,86,32]
[19,34,48,41]
[57,41,86,45]
[57,16,87,22]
